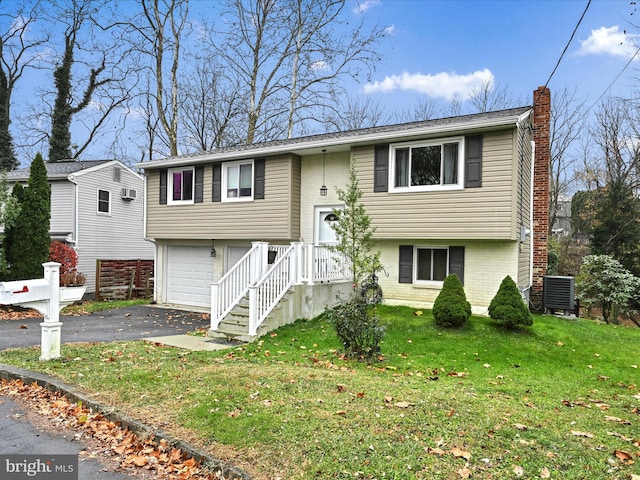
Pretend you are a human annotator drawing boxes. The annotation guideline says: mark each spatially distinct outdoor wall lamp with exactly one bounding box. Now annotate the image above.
[211,240,217,257]
[320,149,328,196]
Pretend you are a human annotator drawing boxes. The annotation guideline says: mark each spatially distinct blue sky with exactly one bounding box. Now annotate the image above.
[6,0,639,165]
[354,0,636,112]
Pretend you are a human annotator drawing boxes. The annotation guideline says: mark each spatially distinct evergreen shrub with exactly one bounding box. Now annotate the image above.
[433,274,471,328]
[488,275,533,328]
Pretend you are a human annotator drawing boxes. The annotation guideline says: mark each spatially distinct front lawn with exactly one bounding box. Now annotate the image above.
[1,306,639,479]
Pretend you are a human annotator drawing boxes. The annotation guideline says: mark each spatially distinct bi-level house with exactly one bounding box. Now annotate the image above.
[138,87,550,340]
[6,160,154,293]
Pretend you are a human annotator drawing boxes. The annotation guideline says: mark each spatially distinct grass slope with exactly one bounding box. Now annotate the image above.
[1,305,639,479]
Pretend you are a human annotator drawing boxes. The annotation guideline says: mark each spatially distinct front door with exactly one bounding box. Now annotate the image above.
[315,205,342,244]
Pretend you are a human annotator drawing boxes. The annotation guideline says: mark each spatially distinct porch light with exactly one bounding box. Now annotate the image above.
[320,149,328,196]
[211,240,217,257]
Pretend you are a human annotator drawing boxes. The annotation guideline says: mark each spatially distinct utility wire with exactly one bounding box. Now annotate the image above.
[535,0,591,106]
[586,45,640,112]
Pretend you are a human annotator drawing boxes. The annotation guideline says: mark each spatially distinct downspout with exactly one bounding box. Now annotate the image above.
[68,174,79,251]
[141,171,158,303]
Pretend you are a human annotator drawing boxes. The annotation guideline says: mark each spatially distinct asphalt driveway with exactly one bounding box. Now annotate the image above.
[0,305,210,351]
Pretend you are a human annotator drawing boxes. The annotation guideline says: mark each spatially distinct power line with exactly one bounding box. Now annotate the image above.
[586,45,640,112]
[535,0,591,106]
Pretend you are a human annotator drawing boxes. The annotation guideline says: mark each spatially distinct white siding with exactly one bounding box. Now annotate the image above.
[75,164,154,293]
[50,181,75,235]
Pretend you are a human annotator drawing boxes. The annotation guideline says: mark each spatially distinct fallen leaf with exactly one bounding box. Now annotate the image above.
[450,447,471,460]
[335,410,347,416]
[457,466,472,478]
[557,341,563,347]
[514,423,528,431]
[394,401,413,409]
[447,409,456,417]
[571,430,594,438]
[541,466,551,478]
[607,431,633,442]
[513,465,524,476]
[414,310,423,316]
[605,415,631,424]
[448,372,467,377]
[425,446,446,456]
[614,450,634,464]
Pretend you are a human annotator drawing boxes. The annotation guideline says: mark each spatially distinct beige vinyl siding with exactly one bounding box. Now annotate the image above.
[50,181,75,234]
[146,155,301,241]
[517,123,534,290]
[76,165,153,292]
[299,151,351,243]
[355,129,519,240]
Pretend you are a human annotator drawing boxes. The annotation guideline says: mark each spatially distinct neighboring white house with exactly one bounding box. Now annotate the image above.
[5,160,154,293]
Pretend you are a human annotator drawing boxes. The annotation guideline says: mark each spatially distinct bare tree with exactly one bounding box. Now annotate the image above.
[548,86,587,233]
[123,0,189,159]
[285,0,388,138]
[214,0,388,144]
[0,1,49,169]
[180,59,244,152]
[323,93,389,132]
[467,79,517,113]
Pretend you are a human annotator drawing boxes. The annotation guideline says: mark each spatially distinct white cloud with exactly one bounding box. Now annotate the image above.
[578,26,639,58]
[363,69,495,101]
[311,60,330,71]
[352,0,380,15]
[384,24,396,36]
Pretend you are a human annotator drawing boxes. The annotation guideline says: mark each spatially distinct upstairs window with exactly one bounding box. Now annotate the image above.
[390,138,463,192]
[222,160,253,202]
[97,189,111,215]
[168,167,194,205]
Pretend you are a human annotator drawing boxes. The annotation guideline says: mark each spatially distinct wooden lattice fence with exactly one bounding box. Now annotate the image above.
[95,259,154,301]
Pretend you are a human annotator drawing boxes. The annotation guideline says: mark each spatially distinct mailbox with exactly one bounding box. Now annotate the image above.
[0,279,51,305]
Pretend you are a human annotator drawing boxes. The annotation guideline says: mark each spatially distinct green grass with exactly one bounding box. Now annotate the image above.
[1,305,639,479]
[61,298,150,315]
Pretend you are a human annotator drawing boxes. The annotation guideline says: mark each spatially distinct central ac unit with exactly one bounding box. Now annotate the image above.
[121,188,137,200]
[543,275,575,314]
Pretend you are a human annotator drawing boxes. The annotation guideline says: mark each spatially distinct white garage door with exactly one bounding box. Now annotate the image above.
[167,246,214,307]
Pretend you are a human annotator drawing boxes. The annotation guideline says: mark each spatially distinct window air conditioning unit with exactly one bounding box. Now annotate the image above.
[121,188,137,200]
[543,275,575,314]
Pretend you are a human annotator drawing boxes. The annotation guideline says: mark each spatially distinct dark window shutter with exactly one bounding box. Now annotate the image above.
[194,165,204,203]
[212,164,221,202]
[254,158,265,200]
[449,246,465,285]
[159,169,167,205]
[465,135,483,188]
[399,245,413,283]
[374,144,389,192]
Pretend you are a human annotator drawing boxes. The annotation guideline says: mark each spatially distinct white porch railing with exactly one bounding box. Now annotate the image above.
[211,242,349,335]
[211,242,266,330]
[248,242,302,336]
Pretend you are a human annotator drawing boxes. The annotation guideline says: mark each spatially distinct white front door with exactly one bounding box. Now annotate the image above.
[315,205,342,244]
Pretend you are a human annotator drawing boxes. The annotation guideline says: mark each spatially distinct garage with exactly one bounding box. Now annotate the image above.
[166,246,214,307]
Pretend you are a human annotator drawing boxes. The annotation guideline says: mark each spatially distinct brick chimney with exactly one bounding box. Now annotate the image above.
[531,86,550,308]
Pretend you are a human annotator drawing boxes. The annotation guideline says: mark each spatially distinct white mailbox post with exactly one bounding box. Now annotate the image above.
[0,262,85,361]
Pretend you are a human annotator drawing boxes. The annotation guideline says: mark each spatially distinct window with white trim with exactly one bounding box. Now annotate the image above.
[97,189,111,215]
[168,167,194,205]
[390,137,463,192]
[416,247,448,282]
[222,160,254,202]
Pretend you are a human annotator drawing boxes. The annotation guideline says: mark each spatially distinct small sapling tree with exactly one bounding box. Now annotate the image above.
[326,165,384,361]
[488,275,533,328]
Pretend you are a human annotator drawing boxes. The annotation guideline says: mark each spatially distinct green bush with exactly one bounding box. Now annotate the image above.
[576,254,639,324]
[488,275,533,328]
[326,294,385,361]
[433,274,471,328]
